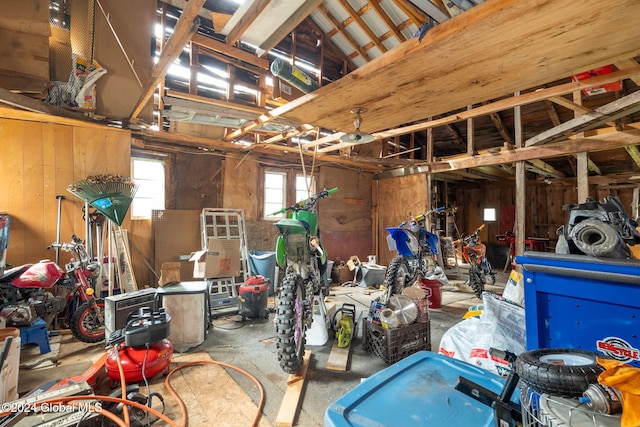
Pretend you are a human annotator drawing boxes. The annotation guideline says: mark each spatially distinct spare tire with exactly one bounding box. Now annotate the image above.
[514,348,604,397]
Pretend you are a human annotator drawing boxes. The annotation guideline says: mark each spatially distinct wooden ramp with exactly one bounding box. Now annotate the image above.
[274,350,312,427]
[326,340,351,372]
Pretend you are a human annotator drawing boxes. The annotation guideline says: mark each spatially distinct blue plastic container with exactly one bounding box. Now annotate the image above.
[516,252,640,366]
[324,351,520,427]
[248,251,277,295]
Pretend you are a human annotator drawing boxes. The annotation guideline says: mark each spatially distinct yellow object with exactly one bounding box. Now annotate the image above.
[336,314,354,348]
[597,357,640,427]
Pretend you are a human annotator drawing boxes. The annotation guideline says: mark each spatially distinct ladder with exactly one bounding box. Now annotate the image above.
[200,209,250,312]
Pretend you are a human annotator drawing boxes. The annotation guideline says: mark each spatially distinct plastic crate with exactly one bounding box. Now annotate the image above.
[362,320,431,364]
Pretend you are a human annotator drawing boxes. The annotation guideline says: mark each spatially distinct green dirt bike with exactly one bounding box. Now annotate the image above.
[272,187,338,373]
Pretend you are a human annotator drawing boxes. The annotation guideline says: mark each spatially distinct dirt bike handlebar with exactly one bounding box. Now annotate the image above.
[270,187,338,215]
[453,224,486,246]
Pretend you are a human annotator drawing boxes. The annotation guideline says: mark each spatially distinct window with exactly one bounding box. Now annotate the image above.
[131,157,165,219]
[264,171,286,218]
[483,208,497,222]
[296,174,315,203]
[264,171,316,219]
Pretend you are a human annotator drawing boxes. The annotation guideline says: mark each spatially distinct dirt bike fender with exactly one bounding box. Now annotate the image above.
[276,235,286,269]
[385,228,418,257]
[275,218,309,236]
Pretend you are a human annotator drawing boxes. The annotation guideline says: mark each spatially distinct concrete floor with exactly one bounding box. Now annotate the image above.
[14,267,510,426]
[200,268,509,427]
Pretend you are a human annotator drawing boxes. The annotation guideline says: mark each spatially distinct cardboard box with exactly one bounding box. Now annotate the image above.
[190,238,241,279]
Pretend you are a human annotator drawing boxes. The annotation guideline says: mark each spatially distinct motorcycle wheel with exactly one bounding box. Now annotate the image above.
[468,269,484,299]
[70,299,105,343]
[481,260,496,285]
[385,256,413,296]
[276,274,306,374]
[515,348,604,397]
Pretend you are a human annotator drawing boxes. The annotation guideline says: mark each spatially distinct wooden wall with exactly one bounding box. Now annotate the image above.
[375,174,429,266]
[0,115,130,269]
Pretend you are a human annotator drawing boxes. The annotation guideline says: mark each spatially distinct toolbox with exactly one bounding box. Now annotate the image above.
[516,252,640,366]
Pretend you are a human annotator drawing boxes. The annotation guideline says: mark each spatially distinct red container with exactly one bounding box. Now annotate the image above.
[418,278,442,309]
[239,276,270,319]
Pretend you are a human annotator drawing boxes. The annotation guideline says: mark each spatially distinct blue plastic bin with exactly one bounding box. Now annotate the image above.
[516,252,640,366]
[325,351,520,427]
[248,251,277,295]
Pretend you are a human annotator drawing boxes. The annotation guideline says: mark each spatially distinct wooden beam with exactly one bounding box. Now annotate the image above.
[314,67,640,152]
[526,90,640,146]
[369,0,406,42]
[191,33,270,70]
[625,145,640,169]
[258,0,323,55]
[129,0,204,122]
[440,130,640,172]
[0,88,90,121]
[338,0,387,53]
[488,111,514,146]
[274,0,640,135]
[526,159,565,178]
[224,0,269,45]
[615,58,640,86]
[318,4,372,62]
[0,104,123,131]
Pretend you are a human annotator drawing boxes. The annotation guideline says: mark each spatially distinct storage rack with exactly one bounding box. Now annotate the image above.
[200,209,250,312]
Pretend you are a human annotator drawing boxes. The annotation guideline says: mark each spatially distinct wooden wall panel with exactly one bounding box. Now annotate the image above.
[223,157,259,221]
[172,152,223,210]
[1,120,26,263]
[0,117,130,270]
[376,174,428,266]
[22,122,45,258]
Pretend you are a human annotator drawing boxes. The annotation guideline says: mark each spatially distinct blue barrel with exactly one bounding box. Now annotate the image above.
[248,251,277,295]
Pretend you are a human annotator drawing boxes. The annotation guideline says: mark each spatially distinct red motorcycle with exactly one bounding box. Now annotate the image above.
[0,261,67,326]
[454,224,495,298]
[60,235,106,343]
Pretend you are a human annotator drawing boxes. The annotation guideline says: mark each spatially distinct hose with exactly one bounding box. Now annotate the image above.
[164,359,266,427]
[0,356,266,427]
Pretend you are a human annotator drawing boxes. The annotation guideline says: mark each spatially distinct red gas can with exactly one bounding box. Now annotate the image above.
[418,278,442,309]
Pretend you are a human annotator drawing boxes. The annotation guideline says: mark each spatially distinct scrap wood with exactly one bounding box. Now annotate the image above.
[275,350,311,427]
[326,339,351,372]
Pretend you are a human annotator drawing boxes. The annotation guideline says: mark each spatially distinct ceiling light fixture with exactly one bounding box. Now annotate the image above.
[340,107,375,144]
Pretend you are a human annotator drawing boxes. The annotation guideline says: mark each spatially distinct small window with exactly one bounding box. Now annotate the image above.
[295,174,315,202]
[483,208,496,222]
[264,171,286,219]
[131,157,165,219]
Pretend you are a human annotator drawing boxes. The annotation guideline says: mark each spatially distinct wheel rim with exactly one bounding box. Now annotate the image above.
[539,353,594,366]
[395,262,411,292]
[80,303,104,338]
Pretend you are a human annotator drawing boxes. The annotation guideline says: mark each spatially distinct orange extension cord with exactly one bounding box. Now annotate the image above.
[0,354,266,427]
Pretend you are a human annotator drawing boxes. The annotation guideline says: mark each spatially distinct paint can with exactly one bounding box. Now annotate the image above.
[580,383,623,414]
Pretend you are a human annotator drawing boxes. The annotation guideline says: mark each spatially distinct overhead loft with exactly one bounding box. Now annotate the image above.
[0,0,639,184]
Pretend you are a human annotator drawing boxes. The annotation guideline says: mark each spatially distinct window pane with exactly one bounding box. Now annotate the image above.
[296,174,315,202]
[131,157,165,219]
[264,172,285,219]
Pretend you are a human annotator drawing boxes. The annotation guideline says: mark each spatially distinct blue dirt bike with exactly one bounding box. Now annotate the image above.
[385,211,440,298]
[272,187,338,374]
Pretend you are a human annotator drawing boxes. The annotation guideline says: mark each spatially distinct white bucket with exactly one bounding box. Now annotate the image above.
[306,296,329,346]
